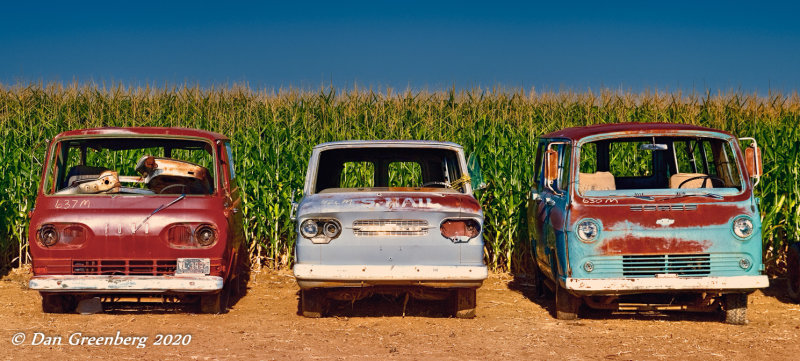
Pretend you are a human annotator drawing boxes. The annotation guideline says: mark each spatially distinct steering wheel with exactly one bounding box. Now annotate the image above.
[159,184,188,194]
[678,175,725,189]
[421,181,449,188]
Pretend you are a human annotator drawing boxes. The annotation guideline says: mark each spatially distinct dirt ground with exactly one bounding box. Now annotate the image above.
[1,268,799,361]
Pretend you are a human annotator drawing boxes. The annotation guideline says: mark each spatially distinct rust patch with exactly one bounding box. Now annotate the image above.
[599,236,711,255]
[571,203,749,229]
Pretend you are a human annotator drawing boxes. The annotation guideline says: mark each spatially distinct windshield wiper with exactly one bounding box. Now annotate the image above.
[134,193,186,232]
[605,194,655,201]
[660,192,723,201]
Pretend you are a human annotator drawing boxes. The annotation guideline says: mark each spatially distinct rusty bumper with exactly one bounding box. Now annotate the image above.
[293,264,487,289]
[29,275,224,293]
[565,275,769,295]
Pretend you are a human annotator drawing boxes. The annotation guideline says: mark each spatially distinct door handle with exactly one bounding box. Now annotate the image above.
[544,198,555,206]
[232,207,239,214]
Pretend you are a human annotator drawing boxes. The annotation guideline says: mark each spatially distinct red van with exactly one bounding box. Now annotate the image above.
[27,127,246,313]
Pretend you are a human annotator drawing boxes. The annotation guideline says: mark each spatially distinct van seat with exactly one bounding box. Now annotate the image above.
[670,173,714,189]
[63,165,113,188]
[579,172,616,192]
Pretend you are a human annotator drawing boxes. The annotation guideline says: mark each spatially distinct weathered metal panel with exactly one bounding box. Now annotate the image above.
[294,141,488,289]
[29,275,224,293]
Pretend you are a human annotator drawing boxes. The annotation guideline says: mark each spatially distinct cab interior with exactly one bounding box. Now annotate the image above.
[572,136,743,193]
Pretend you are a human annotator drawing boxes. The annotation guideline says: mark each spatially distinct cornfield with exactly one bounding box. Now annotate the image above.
[1,83,799,275]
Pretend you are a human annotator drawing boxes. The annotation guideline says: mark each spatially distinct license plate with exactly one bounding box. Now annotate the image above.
[176,258,210,275]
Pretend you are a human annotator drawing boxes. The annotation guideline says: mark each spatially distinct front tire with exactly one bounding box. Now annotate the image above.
[787,243,800,302]
[723,293,748,325]
[452,288,477,319]
[300,289,326,318]
[555,282,581,320]
[200,286,229,314]
[41,293,75,313]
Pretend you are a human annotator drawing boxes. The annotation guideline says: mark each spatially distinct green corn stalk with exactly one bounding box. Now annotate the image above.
[1,84,799,275]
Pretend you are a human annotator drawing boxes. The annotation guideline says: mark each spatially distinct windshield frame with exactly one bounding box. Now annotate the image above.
[572,130,749,200]
[304,143,471,196]
[40,134,220,197]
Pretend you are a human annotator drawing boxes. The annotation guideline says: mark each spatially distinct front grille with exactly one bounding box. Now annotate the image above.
[72,260,177,276]
[622,254,710,277]
[352,219,429,236]
[630,204,697,212]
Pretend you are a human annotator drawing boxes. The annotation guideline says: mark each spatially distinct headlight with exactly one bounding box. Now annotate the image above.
[195,225,217,246]
[322,220,341,238]
[300,220,319,238]
[576,219,600,243]
[38,224,59,246]
[732,217,754,239]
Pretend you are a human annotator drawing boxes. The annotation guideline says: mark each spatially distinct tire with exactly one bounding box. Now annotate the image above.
[200,286,229,314]
[232,246,251,298]
[555,282,581,320]
[531,257,547,298]
[452,288,477,319]
[723,293,748,325]
[300,289,326,318]
[787,243,800,302]
[41,293,74,313]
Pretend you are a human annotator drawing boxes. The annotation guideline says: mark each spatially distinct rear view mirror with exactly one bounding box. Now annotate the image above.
[640,143,668,151]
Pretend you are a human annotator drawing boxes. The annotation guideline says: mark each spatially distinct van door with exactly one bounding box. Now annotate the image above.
[221,141,245,270]
[529,140,571,279]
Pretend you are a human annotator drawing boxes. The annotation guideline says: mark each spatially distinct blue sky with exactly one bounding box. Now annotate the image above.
[2,1,799,93]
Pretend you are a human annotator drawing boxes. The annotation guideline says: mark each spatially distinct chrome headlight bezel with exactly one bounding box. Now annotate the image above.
[300,219,320,239]
[300,218,341,244]
[732,216,754,240]
[575,219,601,243]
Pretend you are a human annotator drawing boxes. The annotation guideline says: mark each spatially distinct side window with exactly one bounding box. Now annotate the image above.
[579,142,597,173]
[609,141,653,177]
[339,162,375,188]
[388,162,422,187]
[225,142,236,180]
[558,144,571,192]
[533,140,545,192]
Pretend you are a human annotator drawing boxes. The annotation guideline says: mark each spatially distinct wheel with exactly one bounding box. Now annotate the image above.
[787,243,800,302]
[232,244,251,298]
[723,293,748,325]
[41,293,75,313]
[555,282,581,320]
[200,287,229,314]
[452,288,477,319]
[300,289,326,318]
[531,257,547,298]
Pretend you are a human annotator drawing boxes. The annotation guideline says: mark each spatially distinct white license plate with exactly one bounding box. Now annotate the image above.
[176,258,210,275]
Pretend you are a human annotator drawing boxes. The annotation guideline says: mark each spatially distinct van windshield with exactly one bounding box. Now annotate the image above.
[45,137,215,196]
[313,147,465,193]
[578,136,743,196]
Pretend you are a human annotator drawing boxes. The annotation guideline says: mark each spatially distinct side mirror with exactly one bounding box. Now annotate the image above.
[290,189,299,222]
[544,149,559,184]
[745,144,763,178]
[739,137,763,187]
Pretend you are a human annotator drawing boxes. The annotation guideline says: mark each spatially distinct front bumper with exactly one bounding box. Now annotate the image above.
[565,275,769,295]
[29,275,224,293]
[293,264,488,289]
